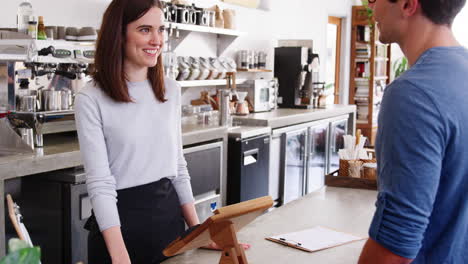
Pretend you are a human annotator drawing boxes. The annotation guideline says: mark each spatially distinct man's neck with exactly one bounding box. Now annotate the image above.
[399,18,461,66]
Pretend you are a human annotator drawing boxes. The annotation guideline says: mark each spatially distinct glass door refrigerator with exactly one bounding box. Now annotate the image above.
[305,122,329,194]
[328,118,349,174]
[280,128,307,205]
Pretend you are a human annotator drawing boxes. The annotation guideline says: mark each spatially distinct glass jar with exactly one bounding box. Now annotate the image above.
[237,50,248,70]
[209,110,219,126]
[258,51,267,69]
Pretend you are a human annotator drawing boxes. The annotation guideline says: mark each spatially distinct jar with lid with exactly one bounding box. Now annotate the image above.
[237,50,249,70]
[27,16,37,39]
[248,50,255,69]
[258,51,267,69]
[181,105,198,126]
[17,0,33,34]
[209,110,219,126]
[253,51,259,69]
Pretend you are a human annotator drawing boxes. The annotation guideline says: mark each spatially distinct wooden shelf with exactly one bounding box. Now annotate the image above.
[355,58,370,63]
[164,22,245,37]
[356,41,370,45]
[355,77,369,81]
[350,6,391,146]
[236,69,272,72]
[178,79,247,87]
[375,57,389,62]
[374,76,388,81]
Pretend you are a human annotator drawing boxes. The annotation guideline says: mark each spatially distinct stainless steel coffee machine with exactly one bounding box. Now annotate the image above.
[0,39,94,148]
[274,46,325,109]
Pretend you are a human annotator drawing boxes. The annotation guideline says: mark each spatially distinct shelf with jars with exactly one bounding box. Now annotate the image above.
[236,69,271,72]
[164,22,245,37]
[177,78,247,87]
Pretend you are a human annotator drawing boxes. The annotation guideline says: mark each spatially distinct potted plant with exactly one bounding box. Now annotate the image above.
[393,57,409,78]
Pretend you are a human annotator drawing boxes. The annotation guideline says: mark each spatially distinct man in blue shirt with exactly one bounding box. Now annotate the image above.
[358,0,468,263]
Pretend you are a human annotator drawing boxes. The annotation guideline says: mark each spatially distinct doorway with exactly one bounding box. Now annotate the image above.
[327,16,343,104]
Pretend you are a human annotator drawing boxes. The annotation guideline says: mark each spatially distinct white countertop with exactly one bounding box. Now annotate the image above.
[163,187,376,264]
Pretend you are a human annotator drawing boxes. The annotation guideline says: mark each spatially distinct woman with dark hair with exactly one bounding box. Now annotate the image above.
[74,0,201,263]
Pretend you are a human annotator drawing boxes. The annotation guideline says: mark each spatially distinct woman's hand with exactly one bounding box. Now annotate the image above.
[202,241,251,251]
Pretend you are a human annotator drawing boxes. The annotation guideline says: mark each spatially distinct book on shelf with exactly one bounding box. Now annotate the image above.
[356,25,370,42]
[355,62,370,78]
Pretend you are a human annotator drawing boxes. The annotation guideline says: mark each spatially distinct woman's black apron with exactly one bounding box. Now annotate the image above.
[85,178,185,264]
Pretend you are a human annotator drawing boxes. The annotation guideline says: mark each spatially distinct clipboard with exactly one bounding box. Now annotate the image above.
[266,226,366,253]
[164,196,273,264]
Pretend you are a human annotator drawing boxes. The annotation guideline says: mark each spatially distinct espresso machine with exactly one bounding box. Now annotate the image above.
[0,39,94,149]
[274,46,325,109]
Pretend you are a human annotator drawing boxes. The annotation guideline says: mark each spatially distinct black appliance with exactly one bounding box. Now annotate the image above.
[9,168,91,264]
[274,46,319,109]
[227,134,270,204]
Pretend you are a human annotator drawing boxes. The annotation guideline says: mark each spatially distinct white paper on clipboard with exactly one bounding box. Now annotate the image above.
[267,226,366,252]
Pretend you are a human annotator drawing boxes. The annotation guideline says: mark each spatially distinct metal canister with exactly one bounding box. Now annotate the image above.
[42,89,61,111]
[218,89,232,127]
[60,89,73,110]
[19,95,38,112]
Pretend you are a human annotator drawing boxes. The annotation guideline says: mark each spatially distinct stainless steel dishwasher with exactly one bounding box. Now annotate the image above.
[183,141,223,223]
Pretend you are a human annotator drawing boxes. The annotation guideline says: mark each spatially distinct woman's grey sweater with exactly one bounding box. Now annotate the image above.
[74,78,194,231]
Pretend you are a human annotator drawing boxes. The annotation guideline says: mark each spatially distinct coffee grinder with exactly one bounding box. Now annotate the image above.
[274,46,324,108]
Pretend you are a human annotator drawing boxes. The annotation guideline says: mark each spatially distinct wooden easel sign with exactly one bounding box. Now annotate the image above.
[164,196,273,264]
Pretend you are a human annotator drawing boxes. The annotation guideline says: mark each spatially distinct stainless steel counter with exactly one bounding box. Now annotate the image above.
[227,126,272,139]
[0,125,228,255]
[163,187,376,264]
[233,105,356,129]
[0,126,227,181]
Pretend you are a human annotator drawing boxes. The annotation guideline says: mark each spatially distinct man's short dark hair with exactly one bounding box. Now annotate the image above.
[389,0,466,25]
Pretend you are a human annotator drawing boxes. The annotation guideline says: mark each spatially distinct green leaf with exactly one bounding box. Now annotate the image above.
[7,239,29,253]
[393,57,409,78]
[0,247,41,264]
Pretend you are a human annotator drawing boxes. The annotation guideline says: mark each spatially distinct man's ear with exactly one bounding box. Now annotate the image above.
[400,0,419,17]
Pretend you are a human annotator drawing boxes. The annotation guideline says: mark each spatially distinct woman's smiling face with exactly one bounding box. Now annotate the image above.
[124,7,165,71]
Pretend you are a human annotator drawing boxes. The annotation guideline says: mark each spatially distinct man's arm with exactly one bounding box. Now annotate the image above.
[361,80,445,260]
[359,238,413,264]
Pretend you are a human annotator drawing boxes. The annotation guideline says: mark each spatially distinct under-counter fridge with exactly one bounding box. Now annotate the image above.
[269,116,349,206]
[328,118,349,174]
[281,128,308,205]
[306,122,329,194]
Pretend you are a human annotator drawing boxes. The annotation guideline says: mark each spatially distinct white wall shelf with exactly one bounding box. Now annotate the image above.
[178,79,247,88]
[165,22,245,37]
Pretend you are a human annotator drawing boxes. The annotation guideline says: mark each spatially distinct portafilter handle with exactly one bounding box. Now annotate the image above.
[38,46,55,56]
[54,70,77,80]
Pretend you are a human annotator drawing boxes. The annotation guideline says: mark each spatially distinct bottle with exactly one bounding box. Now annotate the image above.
[37,16,47,40]
[27,16,37,39]
[17,0,33,34]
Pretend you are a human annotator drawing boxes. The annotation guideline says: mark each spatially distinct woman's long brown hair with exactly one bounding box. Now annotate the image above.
[92,0,166,103]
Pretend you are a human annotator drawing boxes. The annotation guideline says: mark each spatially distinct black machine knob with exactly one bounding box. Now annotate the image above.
[38,46,55,56]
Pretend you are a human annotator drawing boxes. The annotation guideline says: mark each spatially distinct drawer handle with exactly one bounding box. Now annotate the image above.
[244,148,259,166]
[243,148,258,156]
